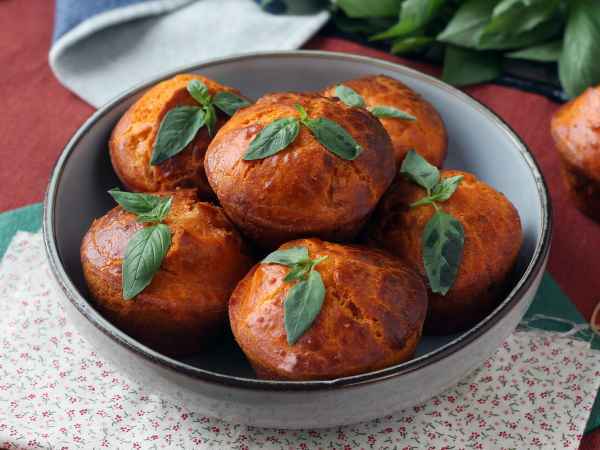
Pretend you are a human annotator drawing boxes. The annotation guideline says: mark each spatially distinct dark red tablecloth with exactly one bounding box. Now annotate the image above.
[2,1,599,448]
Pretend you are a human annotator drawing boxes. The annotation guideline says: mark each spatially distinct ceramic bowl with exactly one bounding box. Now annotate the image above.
[43,51,551,429]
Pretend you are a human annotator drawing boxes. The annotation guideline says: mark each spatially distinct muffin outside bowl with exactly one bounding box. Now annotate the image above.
[551,86,600,221]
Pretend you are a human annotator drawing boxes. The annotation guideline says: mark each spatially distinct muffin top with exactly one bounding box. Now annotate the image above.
[204,92,396,242]
[322,75,447,168]
[551,86,600,180]
[229,238,427,380]
[369,170,522,303]
[81,189,253,308]
[109,74,242,197]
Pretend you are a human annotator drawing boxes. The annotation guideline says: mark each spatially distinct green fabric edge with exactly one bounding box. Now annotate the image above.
[0,203,598,433]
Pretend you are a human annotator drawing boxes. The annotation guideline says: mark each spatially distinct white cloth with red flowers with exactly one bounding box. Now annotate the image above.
[1,231,600,449]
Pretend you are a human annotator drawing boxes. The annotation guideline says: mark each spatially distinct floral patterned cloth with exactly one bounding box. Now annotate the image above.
[1,232,600,450]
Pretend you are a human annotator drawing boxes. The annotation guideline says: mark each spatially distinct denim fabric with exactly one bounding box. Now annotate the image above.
[53,0,150,41]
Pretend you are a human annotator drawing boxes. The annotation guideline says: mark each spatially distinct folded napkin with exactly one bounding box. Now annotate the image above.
[49,0,329,107]
[1,231,599,449]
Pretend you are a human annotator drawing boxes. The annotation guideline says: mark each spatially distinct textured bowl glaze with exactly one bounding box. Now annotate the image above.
[43,51,551,429]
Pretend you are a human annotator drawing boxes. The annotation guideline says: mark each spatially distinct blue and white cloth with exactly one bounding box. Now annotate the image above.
[50,0,329,107]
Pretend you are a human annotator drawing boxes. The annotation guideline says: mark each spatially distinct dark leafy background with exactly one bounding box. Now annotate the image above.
[258,0,600,102]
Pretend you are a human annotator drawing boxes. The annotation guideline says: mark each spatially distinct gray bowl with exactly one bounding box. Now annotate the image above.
[43,51,551,429]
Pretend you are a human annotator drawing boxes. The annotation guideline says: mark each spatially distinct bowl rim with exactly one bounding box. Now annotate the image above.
[43,50,552,391]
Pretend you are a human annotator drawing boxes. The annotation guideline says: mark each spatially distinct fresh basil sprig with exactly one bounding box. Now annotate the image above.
[261,247,327,345]
[400,150,465,295]
[243,103,363,161]
[109,189,174,300]
[334,84,416,121]
[151,80,250,165]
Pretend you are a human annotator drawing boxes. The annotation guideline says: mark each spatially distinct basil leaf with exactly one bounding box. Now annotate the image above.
[369,106,416,120]
[478,16,562,50]
[335,85,365,108]
[204,104,217,138]
[391,36,434,55]
[337,0,403,18]
[335,16,396,35]
[243,117,300,161]
[437,0,496,48]
[294,103,309,122]
[506,40,562,62]
[122,224,171,300]
[187,79,211,106]
[136,197,173,223]
[442,46,501,86]
[371,0,446,41]
[284,269,326,344]
[108,189,163,214]
[305,118,363,161]
[430,175,463,202]
[213,92,251,116]
[150,106,205,165]
[262,247,309,266]
[489,0,560,34]
[284,264,310,283]
[559,0,600,98]
[400,149,440,190]
[422,210,465,295]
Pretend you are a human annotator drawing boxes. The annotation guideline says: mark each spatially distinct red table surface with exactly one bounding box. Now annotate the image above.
[2,1,599,448]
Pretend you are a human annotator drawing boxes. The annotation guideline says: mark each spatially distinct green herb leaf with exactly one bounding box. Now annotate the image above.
[506,40,562,62]
[390,36,435,55]
[371,0,446,41]
[369,106,416,120]
[305,118,363,160]
[284,269,326,344]
[559,0,600,98]
[187,79,211,106]
[400,149,440,190]
[213,92,251,116]
[108,189,164,214]
[334,16,396,35]
[262,247,309,266]
[294,103,309,122]
[422,210,465,295]
[204,104,217,137]
[284,264,311,283]
[437,0,496,48]
[150,106,205,165]
[442,45,501,86]
[337,0,403,18]
[122,224,171,300]
[478,16,562,50]
[243,117,300,161]
[430,175,463,202]
[335,85,365,108]
[136,197,173,223]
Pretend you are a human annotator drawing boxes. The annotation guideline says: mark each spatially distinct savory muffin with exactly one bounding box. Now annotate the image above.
[367,170,522,335]
[322,75,447,168]
[229,238,428,380]
[110,73,244,198]
[551,86,600,221]
[81,189,253,355]
[204,92,396,249]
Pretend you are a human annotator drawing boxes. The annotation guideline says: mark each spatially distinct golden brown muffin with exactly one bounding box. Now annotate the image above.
[110,74,244,198]
[322,75,447,168]
[204,92,396,249]
[81,189,254,355]
[551,86,600,221]
[367,170,522,335]
[229,238,428,380]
